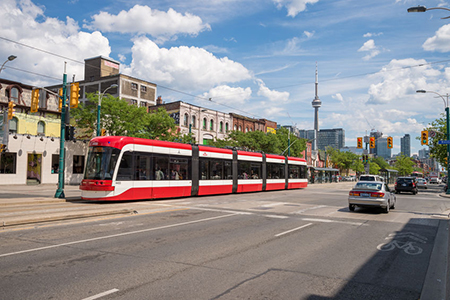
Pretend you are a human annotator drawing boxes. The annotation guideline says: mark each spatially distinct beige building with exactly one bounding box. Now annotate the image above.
[149,99,232,144]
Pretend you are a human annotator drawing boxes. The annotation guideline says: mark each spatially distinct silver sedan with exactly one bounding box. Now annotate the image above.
[348,181,396,213]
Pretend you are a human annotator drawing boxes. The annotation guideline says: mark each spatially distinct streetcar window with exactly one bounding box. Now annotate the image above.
[170,156,190,180]
[153,155,169,180]
[267,163,285,179]
[288,165,301,179]
[238,161,261,179]
[84,147,120,180]
[134,152,152,180]
[117,152,134,181]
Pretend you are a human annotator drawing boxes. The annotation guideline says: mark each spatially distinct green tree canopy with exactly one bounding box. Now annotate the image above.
[327,147,360,175]
[425,113,447,168]
[394,154,415,176]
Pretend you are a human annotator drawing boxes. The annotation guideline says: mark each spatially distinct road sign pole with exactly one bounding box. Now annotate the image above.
[446,107,450,194]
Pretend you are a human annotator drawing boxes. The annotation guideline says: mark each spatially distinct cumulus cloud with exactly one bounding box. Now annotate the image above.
[367,58,441,104]
[422,24,450,52]
[304,31,315,38]
[0,0,111,85]
[273,0,319,17]
[123,37,252,91]
[358,39,380,60]
[332,93,344,102]
[256,79,290,102]
[202,85,252,106]
[84,5,210,43]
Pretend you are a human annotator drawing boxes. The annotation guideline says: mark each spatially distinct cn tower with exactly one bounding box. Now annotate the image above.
[311,63,321,151]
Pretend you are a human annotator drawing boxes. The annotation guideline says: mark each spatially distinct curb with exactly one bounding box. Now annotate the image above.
[1,209,135,228]
[420,219,449,300]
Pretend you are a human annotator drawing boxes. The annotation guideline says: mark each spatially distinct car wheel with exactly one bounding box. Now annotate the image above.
[384,202,390,213]
[390,198,395,209]
[349,204,355,212]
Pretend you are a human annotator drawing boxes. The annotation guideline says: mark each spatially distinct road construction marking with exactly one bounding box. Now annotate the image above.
[275,223,313,237]
[81,289,119,300]
[0,214,237,258]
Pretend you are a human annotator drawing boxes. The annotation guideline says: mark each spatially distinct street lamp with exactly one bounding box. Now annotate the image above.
[97,84,118,136]
[0,55,17,73]
[407,5,450,19]
[416,90,450,194]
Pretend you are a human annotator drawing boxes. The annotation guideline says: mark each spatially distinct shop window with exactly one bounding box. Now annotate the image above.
[51,154,59,174]
[72,155,85,174]
[37,121,45,136]
[0,152,17,174]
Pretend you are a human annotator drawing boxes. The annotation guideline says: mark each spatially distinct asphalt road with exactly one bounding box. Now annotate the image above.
[0,182,448,299]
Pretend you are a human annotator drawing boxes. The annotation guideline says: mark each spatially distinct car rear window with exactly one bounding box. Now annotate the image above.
[355,182,382,190]
[360,176,375,181]
[397,178,413,184]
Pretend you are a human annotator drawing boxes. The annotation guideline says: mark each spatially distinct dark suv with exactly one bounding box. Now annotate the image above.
[395,177,418,194]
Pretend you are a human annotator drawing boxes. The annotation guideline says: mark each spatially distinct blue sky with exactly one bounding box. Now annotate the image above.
[1,0,450,155]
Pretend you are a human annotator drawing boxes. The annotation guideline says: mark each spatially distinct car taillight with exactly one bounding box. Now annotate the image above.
[371,192,385,198]
[412,183,416,187]
[349,191,360,196]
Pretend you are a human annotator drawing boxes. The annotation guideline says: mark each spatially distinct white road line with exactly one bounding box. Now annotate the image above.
[0,214,237,258]
[301,217,367,226]
[275,223,313,237]
[293,205,328,214]
[81,289,119,300]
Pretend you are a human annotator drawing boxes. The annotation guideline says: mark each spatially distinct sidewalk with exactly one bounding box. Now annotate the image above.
[0,184,134,227]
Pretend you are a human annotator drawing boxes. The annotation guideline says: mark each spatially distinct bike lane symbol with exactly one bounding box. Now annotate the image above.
[377,232,427,255]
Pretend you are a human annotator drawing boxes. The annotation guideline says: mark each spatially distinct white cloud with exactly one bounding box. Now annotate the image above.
[273,0,319,17]
[363,32,383,38]
[422,24,450,52]
[123,37,252,91]
[367,58,441,105]
[358,39,380,60]
[202,85,252,106]
[0,0,111,85]
[332,93,343,102]
[304,30,314,38]
[256,79,290,102]
[84,5,211,43]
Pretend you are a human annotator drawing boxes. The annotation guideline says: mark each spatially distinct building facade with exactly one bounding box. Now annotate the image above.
[317,128,345,150]
[149,100,232,145]
[400,134,411,157]
[376,137,391,159]
[0,78,87,185]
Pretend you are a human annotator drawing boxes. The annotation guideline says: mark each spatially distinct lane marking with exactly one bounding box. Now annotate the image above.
[301,218,367,226]
[81,289,119,300]
[0,214,237,258]
[292,205,328,214]
[275,223,313,237]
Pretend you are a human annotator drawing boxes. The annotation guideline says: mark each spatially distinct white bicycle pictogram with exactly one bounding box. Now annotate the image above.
[377,240,423,255]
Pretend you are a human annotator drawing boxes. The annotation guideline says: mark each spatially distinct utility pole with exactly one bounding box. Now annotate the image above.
[55,63,68,198]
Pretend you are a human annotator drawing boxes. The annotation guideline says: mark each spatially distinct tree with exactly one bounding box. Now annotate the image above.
[426,114,447,169]
[372,157,390,170]
[394,154,415,176]
[70,93,183,141]
[327,147,360,175]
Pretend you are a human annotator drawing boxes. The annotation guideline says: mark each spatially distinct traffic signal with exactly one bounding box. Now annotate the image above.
[421,130,428,145]
[58,88,63,112]
[362,154,369,163]
[101,128,106,136]
[65,125,75,141]
[357,137,363,149]
[69,82,80,109]
[387,136,393,149]
[369,136,375,149]
[7,101,16,120]
[30,89,40,113]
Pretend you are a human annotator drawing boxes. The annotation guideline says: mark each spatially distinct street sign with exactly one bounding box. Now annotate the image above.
[429,130,436,138]
[438,140,450,144]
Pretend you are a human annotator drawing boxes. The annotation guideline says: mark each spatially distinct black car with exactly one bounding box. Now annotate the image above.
[395,177,418,194]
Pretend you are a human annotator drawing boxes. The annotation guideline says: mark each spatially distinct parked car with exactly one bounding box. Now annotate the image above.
[359,175,383,182]
[348,181,396,213]
[416,178,428,189]
[395,177,418,194]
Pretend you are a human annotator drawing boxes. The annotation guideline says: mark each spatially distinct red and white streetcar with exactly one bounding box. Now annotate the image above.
[80,136,308,201]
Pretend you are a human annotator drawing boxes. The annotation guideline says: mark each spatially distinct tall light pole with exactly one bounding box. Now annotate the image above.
[407,5,450,19]
[416,90,450,194]
[0,55,17,73]
[97,84,118,136]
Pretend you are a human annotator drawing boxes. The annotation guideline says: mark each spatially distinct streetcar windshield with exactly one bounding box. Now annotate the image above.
[84,146,120,180]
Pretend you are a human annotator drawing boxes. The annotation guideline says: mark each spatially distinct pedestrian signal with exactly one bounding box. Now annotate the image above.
[70,82,80,109]
[421,131,428,145]
[387,136,393,149]
[369,137,375,149]
[58,88,63,112]
[30,89,40,113]
[357,137,363,149]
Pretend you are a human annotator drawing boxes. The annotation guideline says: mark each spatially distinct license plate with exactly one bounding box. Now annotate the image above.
[402,184,406,186]
[361,193,369,197]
